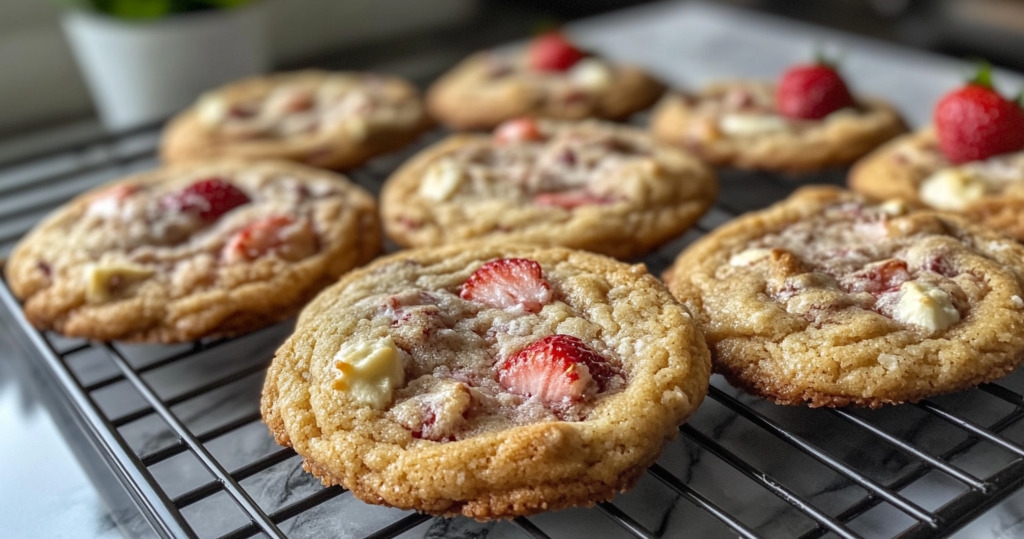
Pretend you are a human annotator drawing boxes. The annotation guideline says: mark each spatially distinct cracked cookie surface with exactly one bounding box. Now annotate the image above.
[5,159,380,342]
[651,81,906,172]
[381,119,717,259]
[261,243,710,518]
[664,186,1024,407]
[161,70,432,170]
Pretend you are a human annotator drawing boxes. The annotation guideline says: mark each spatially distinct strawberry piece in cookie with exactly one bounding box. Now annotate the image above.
[844,259,911,295]
[223,215,317,263]
[87,184,138,218]
[162,178,251,221]
[528,32,586,72]
[494,118,544,145]
[388,379,473,441]
[935,64,1024,164]
[498,335,610,404]
[776,61,854,120]
[459,258,552,313]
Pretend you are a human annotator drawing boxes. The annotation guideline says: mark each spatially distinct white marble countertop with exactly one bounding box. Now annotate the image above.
[2,2,1024,538]
[0,325,129,538]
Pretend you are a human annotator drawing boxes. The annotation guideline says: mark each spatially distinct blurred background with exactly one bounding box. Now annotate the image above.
[3,0,1024,140]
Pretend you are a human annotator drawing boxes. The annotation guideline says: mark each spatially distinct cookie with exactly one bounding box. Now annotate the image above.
[650,81,906,172]
[5,160,380,343]
[161,70,432,170]
[849,128,1024,241]
[380,118,717,259]
[663,186,1024,408]
[261,243,710,519]
[426,32,665,130]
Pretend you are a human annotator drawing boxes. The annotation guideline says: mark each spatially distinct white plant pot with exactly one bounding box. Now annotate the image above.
[62,5,269,131]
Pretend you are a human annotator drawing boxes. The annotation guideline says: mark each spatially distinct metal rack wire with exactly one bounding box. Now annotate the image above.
[3,119,1024,539]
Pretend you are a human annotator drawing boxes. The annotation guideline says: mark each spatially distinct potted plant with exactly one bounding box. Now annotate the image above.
[60,0,269,130]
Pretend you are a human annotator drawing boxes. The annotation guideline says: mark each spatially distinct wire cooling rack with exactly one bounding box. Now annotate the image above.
[3,119,1024,539]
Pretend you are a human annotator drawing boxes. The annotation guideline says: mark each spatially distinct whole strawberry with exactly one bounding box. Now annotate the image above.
[528,32,586,72]
[935,65,1024,164]
[776,61,855,120]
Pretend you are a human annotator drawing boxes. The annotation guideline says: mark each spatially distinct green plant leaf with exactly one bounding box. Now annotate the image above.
[197,0,254,8]
[73,0,253,18]
[96,0,173,18]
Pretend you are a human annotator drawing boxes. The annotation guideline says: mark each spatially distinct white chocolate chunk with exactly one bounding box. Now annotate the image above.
[718,114,789,137]
[196,94,228,125]
[84,263,155,303]
[418,160,464,201]
[729,248,773,267]
[878,199,908,216]
[87,196,122,219]
[893,281,960,333]
[332,336,406,409]
[919,169,986,211]
[569,58,613,91]
[1013,295,1024,309]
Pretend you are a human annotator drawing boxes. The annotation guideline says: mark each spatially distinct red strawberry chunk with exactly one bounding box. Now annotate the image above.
[494,118,544,145]
[223,215,317,263]
[533,191,612,209]
[498,335,609,404]
[162,178,251,221]
[923,255,955,277]
[843,259,911,295]
[776,63,854,120]
[873,259,911,290]
[459,258,552,313]
[528,32,586,72]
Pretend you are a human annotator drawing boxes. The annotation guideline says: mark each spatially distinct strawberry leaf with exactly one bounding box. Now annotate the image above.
[813,46,844,70]
[969,61,994,89]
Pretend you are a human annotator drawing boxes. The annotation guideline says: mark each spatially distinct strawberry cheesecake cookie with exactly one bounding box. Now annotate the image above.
[161,70,432,170]
[380,118,717,259]
[651,60,906,172]
[427,31,666,130]
[850,67,1024,240]
[5,160,380,342]
[663,186,1024,408]
[261,243,710,518]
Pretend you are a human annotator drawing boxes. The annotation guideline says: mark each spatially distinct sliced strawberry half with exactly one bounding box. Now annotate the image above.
[533,191,613,209]
[223,215,317,263]
[498,334,610,404]
[494,118,544,145]
[162,178,251,221]
[459,258,552,313]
